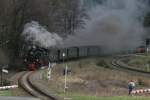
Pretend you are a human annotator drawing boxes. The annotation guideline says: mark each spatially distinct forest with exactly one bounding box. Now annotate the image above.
[0,0,150,66]
[0,0,87,66]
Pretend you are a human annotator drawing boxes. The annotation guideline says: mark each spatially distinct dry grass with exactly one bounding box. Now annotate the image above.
[127,56,150,71]
[42,58,150,96]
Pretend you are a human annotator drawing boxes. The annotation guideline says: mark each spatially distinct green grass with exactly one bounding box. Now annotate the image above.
[71,95,150,100]
[0,90,12,96]
[62,93,150,100]
[127,56,150,72]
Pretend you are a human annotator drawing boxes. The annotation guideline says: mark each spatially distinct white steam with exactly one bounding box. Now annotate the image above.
[63,0,149,52]
[22,21,62,48]
[22,0,149,53]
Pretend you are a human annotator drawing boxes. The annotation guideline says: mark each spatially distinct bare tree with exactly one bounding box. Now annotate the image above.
[0,0,88,66]
[48,0,88,36]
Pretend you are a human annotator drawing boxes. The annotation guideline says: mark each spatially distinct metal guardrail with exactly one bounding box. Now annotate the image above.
[0,85,18,90]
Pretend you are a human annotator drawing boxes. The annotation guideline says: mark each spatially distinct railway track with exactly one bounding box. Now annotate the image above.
[18,71,59,100]
[111,55,150,76]
[17,54,150,99]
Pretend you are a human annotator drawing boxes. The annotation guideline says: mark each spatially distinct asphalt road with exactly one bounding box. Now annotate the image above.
[0,97,41,100]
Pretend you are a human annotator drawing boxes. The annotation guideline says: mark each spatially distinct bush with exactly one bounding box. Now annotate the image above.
[96,60,110,68]
[3,79,11,86]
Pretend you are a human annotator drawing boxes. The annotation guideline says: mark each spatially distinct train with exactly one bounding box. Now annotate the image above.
[22,45,102,70]
[49,46,102,62]
[22,44,147,70]
[135,46,146,53]
[22,45,49,70]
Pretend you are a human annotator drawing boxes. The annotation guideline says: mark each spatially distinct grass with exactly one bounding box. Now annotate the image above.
[0,90,12,96]
[71,95,150,100]
[127,56,150,72]
[72,95,101,100]
[61,92,150,100]
[41,58,150,97]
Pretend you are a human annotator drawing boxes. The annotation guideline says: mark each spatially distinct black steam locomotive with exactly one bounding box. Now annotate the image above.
[23,45,49,70]
[23,45,102,70]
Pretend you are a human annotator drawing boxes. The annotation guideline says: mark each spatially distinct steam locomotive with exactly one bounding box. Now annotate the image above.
[23,45,102,70]
[23,45,49,70]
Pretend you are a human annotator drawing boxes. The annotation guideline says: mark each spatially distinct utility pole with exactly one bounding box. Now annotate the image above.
[63,52,67,93]
[64,65,68,93]
[47,62,52,80]
[63,51,72,100]
[62,51,69,93]
[146,38,150,55]
[1,65,3,86]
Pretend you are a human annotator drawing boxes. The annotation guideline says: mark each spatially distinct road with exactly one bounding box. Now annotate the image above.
[0,97,40,100]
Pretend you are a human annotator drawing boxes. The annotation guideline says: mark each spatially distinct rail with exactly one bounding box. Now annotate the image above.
[19,71,60,100]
